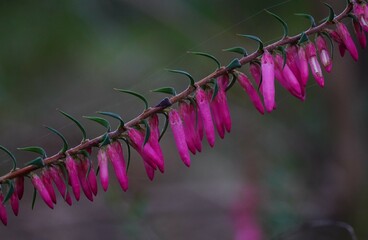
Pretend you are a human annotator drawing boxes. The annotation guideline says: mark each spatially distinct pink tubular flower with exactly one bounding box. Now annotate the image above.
[353,3,368,32]
[0,193,7,226]
[97,148,109,192]
[31,174,54,209]
[237,72,265,114]
[65,155,81,200]
[189,103,202,152]
[169,109,191,167]
[15,176,24,200]
[250,62,262,89]
[106,141,129,192]
[195,87,215,147]
[286,45,301,78]
[297,46,309,92]
[336,22,359,61]
[261,50,276,113]
[329,29,347,57]
[10,191,19,216]
[274,54,303,100]
[316,35,333,72]
[353,19,367,49]
[84,156,98,196]
[196,104,204,142]
[305,42,324,87]
[179,102,200,153]
[148,114,165,170]
[77,160,93,201]
[49,166,72,206]
[217,75,232,133]
[208,89,225,139]
[41,169,57,204]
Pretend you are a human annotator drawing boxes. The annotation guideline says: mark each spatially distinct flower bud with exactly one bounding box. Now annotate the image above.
[297,46,309,91]
[316,35,332,72]
[31,174,54,209]
[41,169,57,204]
[261,50,276,113]
[353,19,367,49]
[208,89,225,139]
[179,102,199,153]
[15,176,24,200]
[195,88,215,147]
[188,103,203,152]
[286,45,301,78]
[97,148,109,192]
[237,72,265,114]
[353,3,368,32]
[65,155,81,200]
[106,141,129,192]
[216,75,232,133]
[77,160,94,201]
[10,191,19,216]
[305,42,324,87]
[336,22,359,61]
[49,166,72,205]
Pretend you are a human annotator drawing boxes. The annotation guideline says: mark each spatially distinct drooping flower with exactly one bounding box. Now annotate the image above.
[336,22,359,61]
[49,165,72,205]
[31,173,54,209]
[195,103,204,142]
[97,148,109,192]
[106,141,129,191]
[261,49,276,113]
[148,114,165,166]
[286,45,301,78]
[65,155,81,200]
[169,109,191,167]
[353,2,368,32]
[328,29,347,57]
[41,169,57,204]
[77,159,93,201]
[84,156,98,196]
[195,87,215,147]
[305,42,324,87]
[249,62,262,90]
[179,102,200,153]
[217,75,232,133]
[15,176,24,200]
[188,102,202,152]
[316,34,333,72]
[10,190,19,216]
[297,46,309,89]
[143,161,155,181]
[208,89,225,139]
[353,19,367,49]
[0,193,7,226]
[236,72,265,114]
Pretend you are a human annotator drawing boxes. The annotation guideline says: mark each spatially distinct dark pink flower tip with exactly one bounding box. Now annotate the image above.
[41,170,57,204]
[208,90,225,139]
[305,42,324,88]
[143,161,155,181]
[148,115,165,171]
[261,50,276,113]
[195,88,215,147]
[65,155,81,200]
[237,72,265,114]
[77,160,94,201]
[10,191,19,216]
[106,141,129,192]
[337,22,359,61]
[316,35,333,72]
[49,166,72,205]
[169,109,191,167]
[97,148,109,192]
[353,19,367,49]
[179,102,198,154]
[31,174,54,209]
[0,194,7,226]
[15,176,24,200]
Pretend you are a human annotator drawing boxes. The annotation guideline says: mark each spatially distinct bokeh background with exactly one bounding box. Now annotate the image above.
[0,0,367,239]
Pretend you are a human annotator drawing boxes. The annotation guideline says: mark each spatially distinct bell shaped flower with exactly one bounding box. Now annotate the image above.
[97,148,109,192]
[41,169,57,204]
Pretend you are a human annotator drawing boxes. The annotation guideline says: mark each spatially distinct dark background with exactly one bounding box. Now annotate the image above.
[0,0,367,239]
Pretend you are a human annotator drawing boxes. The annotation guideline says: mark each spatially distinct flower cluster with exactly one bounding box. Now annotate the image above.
[0,0,367,226]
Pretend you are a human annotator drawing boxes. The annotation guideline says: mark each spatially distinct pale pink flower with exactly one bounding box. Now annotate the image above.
[237,72,265,114]
[65,155,81,200]
[49,166,72,205]
[261,50,276,113]
[316,35,333,72]
[336,22,359,61]
[106,141,129,191]
[97,148,109,192]
[297,46,309,96]
[195,87,215,147]
[0,193,7,226]
[169,109,191,167]
[31,174,54,209]
[305,42,324,87]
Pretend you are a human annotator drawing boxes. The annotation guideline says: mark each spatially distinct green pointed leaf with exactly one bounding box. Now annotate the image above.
[114,89,149,110]
[187,51,221,69]
[165,69,195,87]
[2,180,14,204]
[226,73,237,92]
[152,87,177,96]
[25,157,45,168]
[223,47,248,56]
[0,145,17,171]
[84,116,111,132]
[321,32,334,59]
[298,32,309,45]
[237,34,264,51]
[44,126,69,153]
[323,2,335,22]
[18,146,47,159]
[159,112,169,142]
[265,10,289,38]
[99,133,111,147]
[276,46,287,68]
[97,111,125,129]
[121,138,131,173]
[141,119,151,146]
[58,110,87,142]
[211,79,219,102]
[31,187,37,210]
[226,58,241,71]
[294,13,316,28]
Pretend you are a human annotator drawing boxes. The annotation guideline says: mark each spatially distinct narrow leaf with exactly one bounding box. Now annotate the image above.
[237,34,264,51]
[18,146,47,159]
[25,157,45,168]
[58,110,87,142]
[187,51,221,69]
[159,112,169,141]
[121,138,131,173]
[114,89,149,110]
[165,69,195,87]
[2,180,14,204]
[226,73,237,92]
[298,32,309,45]
[223,47,248,56]
[0,145,17,171]
[152,87,177,96]
[323,2,335,22]
[265,10,289,38]
[226,58,241,71]
[211,79,219,102]
[277,46,287,68]
[97,111,125,129]
[45,126,69,153]
[99,133,111,147]
[294,13,316,27]
[141,119,151,146]
[31,187,37,210]
[84,116,111,132]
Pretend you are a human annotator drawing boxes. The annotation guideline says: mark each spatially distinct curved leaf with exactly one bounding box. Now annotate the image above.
[298,32,309,45]
[121,138,131,172]
[323,2,335,22]
[18,146,47,159]
[159,112,169,142]
[211,79,219,101]
[0,145,17,171]
[237,34,264,51]
[99,133,111,147]
[187,51,221,69]
[265,10,289,38]
[114,89,149,110]
[294,13,316,28]
[25,157,45,168]
[97,111,125,129]
[44,126,69,153]
[165,69,195,87]
[276,46,287,68]
[223,47,248,56]
[226,58,241,71]
[226,73,237,92]
[83,116,111,132]
[152,87,177,96]
[141,119,151,146]
[31,187,37,210]
[58,110,87,142]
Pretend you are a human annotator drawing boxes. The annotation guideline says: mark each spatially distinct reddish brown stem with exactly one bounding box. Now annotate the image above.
[0,3,353,184]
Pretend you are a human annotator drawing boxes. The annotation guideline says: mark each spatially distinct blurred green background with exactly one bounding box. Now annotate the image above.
[0,0,367,239]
